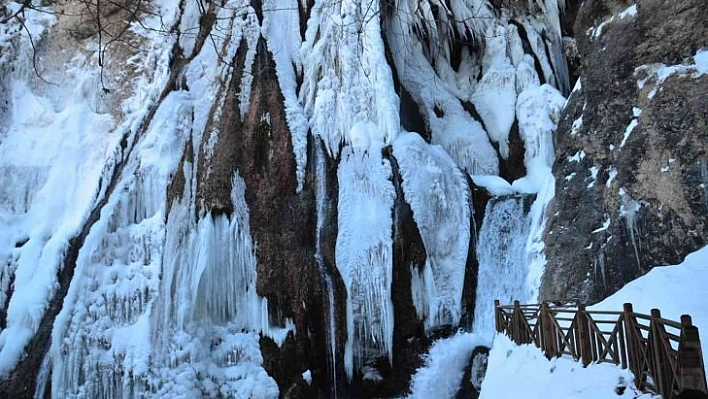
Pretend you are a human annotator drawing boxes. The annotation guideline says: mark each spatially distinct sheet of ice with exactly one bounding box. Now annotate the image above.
[392,132,470,329]
[513,84,565,193]
[336,133,396,380]
[385,7,499,176]
[314,136,340,396]
[36,2,281,396]
[0,40,128,378]
[521,18,557,88]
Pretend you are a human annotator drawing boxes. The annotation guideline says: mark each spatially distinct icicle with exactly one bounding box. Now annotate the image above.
[336,134,396,380]
[33,350,51,399]
[620,191,642,270]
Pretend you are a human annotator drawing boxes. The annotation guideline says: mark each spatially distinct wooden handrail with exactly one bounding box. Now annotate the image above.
[494,300,708,399]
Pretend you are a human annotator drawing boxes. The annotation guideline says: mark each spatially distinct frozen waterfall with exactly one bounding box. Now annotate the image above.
[473,196,534,341]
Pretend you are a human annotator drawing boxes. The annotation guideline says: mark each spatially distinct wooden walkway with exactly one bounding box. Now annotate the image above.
[494,300,708,399]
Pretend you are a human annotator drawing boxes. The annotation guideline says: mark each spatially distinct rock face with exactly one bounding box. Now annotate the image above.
[543,0,708,303]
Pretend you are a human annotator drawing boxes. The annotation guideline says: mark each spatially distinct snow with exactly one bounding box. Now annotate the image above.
[592,216,611,234]
[587,166,600,188]
[590,17,614,39]
[568,150,586,162]
[592,245,708,377]
[619,5,638,19]
[480,334,650,399]
[472,175,516,196]
[635,48,708,98]
[606,168,618,187]
[302,370,312,385]
[695,49,708,74]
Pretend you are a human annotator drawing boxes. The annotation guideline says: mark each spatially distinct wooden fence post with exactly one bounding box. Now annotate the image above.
[678,314,708,395]
[578,304,592,366]
[494,300,502,333]
[650,308,671,397]
[540,302,557,358]
[512,300,522,344]
[623,303,641,388]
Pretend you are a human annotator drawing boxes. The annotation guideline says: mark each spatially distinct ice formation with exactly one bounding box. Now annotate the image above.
[392,132,471,329]
[473,196,533,341]
[336,132,396,380]
[300,0,400,157]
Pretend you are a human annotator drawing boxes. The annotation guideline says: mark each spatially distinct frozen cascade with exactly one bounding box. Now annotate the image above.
[392,132,471,330]
[314,137,340,397]
[150,173,280,398]
[336,139,396,380]
[473,196,533,341]
[300,0,400,157]
[43,2,281,396]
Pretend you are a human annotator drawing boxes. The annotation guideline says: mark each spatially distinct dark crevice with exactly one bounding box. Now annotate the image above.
[461,100,488,133]
[509,20,547,85]
[298,0,315,42]
[460,173,482,330]
[355,148,427,398]
[498,119,527,182]
[250,0,263,24]
[381,20,429,141]
[0,270,14,330]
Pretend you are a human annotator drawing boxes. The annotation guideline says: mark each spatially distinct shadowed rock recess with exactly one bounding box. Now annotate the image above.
[0,0,706,398]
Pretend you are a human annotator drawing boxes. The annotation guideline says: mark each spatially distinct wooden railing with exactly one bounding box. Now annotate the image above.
[494,300,708,399]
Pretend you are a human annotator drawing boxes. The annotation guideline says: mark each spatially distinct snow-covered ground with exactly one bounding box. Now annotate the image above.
[480,334,653,399]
